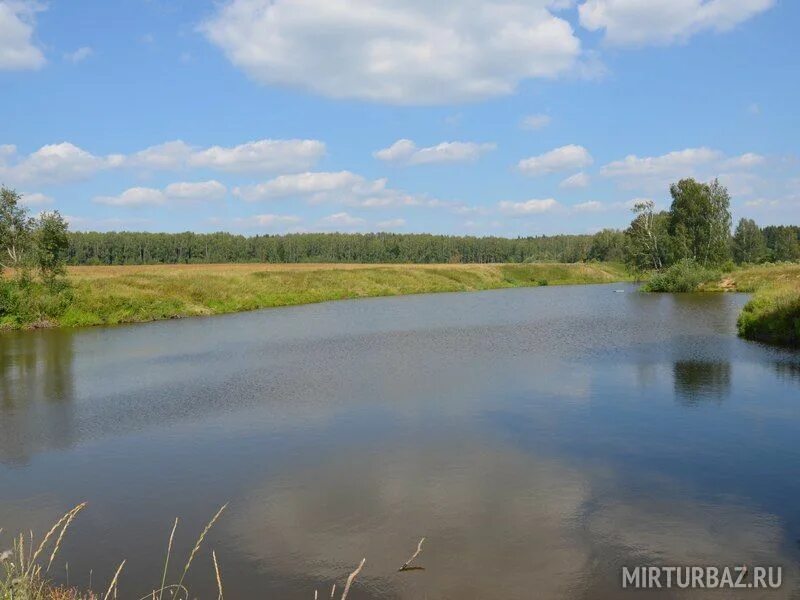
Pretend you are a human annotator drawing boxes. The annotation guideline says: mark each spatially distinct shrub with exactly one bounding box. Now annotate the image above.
[643,259,720,293]
[737,286,800,347]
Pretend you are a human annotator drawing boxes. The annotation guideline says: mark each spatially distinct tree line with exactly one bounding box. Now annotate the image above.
[65,231,597,265]
[616,178,799,271]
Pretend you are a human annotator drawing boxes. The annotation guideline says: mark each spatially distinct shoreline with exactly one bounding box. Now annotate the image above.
[1,262,633,331]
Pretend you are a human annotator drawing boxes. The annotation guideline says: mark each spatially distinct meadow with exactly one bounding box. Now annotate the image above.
[12,262,632,329]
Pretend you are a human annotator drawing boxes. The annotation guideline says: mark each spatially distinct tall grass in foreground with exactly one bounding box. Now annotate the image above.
[2,504,376,600]
[1,504,229,600]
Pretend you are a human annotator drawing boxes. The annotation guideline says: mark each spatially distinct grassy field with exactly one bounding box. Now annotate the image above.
[5,262,632,329]
[703,263,800,347]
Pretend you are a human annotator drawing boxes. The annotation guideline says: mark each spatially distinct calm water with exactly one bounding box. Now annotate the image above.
[2,284,799,599]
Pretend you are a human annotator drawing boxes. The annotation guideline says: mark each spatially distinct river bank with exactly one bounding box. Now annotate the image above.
[1,262,632,330]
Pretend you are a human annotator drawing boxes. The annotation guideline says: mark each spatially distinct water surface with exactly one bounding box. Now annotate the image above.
[1,284,799,598]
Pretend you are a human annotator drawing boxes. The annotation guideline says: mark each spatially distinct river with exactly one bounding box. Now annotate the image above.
[1,284,799,598]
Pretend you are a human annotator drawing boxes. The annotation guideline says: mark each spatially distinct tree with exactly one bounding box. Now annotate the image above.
[34,211,70,286]
[588,229,626,262]
[772,227,800,261]
[732,218,767,264]
[0,187,33,273]
[668,178,731,266]
[625,200,670,270]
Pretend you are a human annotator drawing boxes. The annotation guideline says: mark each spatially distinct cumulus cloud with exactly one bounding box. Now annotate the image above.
[572,200,604,212]
[498,198,561,215]
[201,0,582,105]
[518,145,593,176]
[94,180,227,207]
[128,139,325,173]
[19,191,53,206]
[320,212,367,229]
[578,0,775,46]
[63,46,92,64]
[233,170,458,211]
[94,187,167,207]
[232,214,302,229]
[0,1,45,70]
[374,139,496,165]
[0,142,119,185]
[559,171,590,189]
[163,180,227,201]
[64,215,152,232]
[376,218,406,229]
[600,147,767,192]
[521,114,552,131]
[0,138,326,186]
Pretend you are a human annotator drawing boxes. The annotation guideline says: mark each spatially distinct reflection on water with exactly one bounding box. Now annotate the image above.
[673,361,731,405]
[0,331,75,465]
[1,285,799,598]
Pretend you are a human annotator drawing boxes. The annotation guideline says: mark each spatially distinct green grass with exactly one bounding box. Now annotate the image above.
[700,263,800,348]
[1,262,632,330]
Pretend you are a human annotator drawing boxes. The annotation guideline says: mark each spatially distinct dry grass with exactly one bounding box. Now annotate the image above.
[1,505,228,600]
[4,262,631,330]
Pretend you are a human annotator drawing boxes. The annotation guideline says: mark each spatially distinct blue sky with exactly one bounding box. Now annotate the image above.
[0,0,798,235]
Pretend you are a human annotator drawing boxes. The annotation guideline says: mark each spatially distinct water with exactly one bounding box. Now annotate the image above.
[1,284,799,599]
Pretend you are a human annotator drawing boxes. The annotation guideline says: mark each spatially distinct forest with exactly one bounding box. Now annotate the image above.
[63,223,799,266]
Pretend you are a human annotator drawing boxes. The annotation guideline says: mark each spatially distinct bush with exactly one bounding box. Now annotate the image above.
[643,259,720,293]
[737,286,800,347]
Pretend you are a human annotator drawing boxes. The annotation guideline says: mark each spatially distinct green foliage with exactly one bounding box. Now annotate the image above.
[643,259,720,293]
[766,226,800,262]
[587,228,626,262]
[0,187,73,327]
[0,186,33,272]
[34,211,70,285]
[737,286,800,347]
[64,231,597,265]
[732,218,767,264]
[624,201,671,271]
[668,178,731,266]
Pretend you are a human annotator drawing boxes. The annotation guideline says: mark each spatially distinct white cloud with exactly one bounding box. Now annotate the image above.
[0,138,326,186]
[0,1,45,70]
[94,187,167,207]
[127,141,194,170]
[163,180,227,201]
[572,200,604,212]
[748,102,761,116]
[233,214,302,229]
[722,152,766,169]
[374,139,496,165]
[498,198,561,215]
[521,114,552,130]
[189,139,325,173]
[560,171,590,189]
[0,142,117,185]
[600,147,768,193]
[64,215,152,232]
[94,180,227,207]
[128,139,325,173]
[234,170,457,211]
[320,212,366,229]
[578,0,775,46]
[234,171,368,202]
[64,46,92,64]
[601,147,722,180]
[19,191,52,206]
[201,0,582,105]
[518,145,593,176]
[376,218,406,229]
